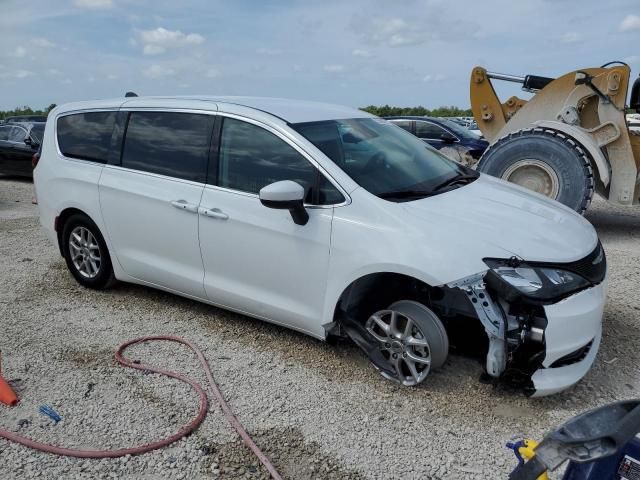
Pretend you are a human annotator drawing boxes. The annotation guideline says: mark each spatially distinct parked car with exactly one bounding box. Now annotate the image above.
[34,97,606,396]
[0,121,44,177]
[385,116,488,160]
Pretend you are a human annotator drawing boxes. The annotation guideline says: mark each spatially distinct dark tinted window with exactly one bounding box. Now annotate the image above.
[390,120,412,133]
[0,126,12,141]
[57,112,116,163]
[30,124,45,143]
[121,111,214,182]
[218,117,343,205]
[415,121,446,140]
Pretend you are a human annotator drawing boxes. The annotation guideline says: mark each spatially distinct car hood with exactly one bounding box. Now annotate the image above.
[400,174,598,263]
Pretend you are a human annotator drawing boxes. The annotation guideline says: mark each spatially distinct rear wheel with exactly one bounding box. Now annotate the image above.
[62,214,115,289]
[477,128,594,213]
[365,300,448,386]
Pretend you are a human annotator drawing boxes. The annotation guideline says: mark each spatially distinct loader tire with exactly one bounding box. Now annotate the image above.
[477,128,594,214]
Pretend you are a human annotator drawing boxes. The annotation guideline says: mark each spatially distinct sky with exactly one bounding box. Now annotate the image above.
[1,0,640,110]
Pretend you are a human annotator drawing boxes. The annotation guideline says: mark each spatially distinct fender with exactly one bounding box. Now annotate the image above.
[532,120,611,187]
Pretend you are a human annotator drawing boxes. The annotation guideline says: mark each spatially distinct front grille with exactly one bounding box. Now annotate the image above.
[550,340,594,368]
[531,240,606,285]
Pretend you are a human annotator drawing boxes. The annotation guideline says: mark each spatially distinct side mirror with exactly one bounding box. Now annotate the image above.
[259,180,309,226]
[440,132,457,143]
[24,137,32,146]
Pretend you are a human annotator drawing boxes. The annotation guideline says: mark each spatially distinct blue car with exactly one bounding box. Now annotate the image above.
[385,116,489,161]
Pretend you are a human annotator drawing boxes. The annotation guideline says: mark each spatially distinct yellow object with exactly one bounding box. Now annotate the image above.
[519,439,549,480]
[469,64,640,208]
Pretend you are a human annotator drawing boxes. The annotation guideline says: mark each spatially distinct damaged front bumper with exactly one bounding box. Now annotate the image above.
[447,273,607,397]
[530,281,606,397]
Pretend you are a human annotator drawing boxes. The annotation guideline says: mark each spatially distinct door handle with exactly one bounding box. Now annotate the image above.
[170,199,199,213]
[198,207,229,220]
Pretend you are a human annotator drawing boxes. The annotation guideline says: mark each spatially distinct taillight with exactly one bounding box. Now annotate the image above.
[32,152,40,169]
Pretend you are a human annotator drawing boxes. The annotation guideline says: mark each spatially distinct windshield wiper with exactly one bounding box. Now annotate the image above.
[378,189,433,200]
[430,172,478,193]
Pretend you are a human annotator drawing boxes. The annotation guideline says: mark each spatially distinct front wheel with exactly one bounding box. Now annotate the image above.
[62,214,116,289]
[365,300,449,386]
[477,128,594,214]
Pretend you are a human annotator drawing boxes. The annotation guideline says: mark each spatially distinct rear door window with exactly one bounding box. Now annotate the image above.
[121,111,214,183]
[57,111,117,163]
[390,119,413,133]
[415,121,446,140]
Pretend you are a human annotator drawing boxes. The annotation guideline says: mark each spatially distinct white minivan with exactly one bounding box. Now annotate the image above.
[34,96,607,396]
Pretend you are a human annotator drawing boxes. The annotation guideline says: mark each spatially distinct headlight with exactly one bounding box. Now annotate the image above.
[484,259,591,302]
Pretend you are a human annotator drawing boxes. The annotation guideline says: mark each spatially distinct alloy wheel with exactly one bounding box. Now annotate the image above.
[69,226,101,279]
[365,309,432,386]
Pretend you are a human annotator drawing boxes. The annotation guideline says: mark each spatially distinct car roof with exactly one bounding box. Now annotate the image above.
[55,96,373,124]
[384,116,444,122]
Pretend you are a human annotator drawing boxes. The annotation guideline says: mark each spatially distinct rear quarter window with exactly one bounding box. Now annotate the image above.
[57,111,117,163]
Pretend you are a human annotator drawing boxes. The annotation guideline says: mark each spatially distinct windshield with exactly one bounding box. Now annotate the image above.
[293,117,475,200]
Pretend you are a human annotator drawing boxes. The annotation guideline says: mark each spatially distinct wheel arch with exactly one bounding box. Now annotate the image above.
[56,207,94,256]
[331,271,436,329]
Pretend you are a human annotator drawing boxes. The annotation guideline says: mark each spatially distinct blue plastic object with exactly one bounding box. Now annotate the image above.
[563,435,640,480]
[39,405,62,423]
[506,440,527,466]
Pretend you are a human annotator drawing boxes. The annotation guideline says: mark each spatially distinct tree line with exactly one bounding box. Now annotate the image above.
[360,105,472,117]
[0,104,57,120]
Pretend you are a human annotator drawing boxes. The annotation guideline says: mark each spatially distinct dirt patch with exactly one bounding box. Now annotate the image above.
[200,426,366,479]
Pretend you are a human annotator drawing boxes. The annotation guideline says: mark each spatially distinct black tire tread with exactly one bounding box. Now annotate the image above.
[478,127,595,214]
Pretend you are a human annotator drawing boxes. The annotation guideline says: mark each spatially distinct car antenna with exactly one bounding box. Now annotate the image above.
[125,91,138,98]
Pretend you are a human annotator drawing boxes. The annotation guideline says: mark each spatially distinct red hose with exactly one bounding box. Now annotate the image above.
[0,335,283,480]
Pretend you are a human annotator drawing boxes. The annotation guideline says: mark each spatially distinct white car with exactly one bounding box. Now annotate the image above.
[34,96,607,397]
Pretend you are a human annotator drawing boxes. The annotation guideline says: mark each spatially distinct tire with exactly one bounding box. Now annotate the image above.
[365,300,449,386]
[477,128,594,214]
[61,214,116,289]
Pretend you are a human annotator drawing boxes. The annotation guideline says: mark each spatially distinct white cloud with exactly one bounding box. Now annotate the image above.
[73,0,113,9]
[0,69,33,79]
[143,45,165,55]
[323,64,345,73]
[620,14,640,32]
[46,68,62,76]
[139,27,204,55]
[562,31,581,43]
[359,17,427,48]
[62,78,72,84]
[143,64,176,78]
[256,47,282,56]
[107,73,118,80]
[10,46,27,58]
[423,73,446,82]
[352,49,372,58]
[32,38,55,48]
[205,67,220,78]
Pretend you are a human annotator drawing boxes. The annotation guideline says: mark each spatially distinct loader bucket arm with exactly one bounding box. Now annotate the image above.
[470,66,528,142]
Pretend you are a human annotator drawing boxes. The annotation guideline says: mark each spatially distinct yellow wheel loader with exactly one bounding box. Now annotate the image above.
[470,62,640,213]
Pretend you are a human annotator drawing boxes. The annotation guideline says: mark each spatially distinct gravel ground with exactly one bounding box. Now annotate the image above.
[0,175,639,479]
